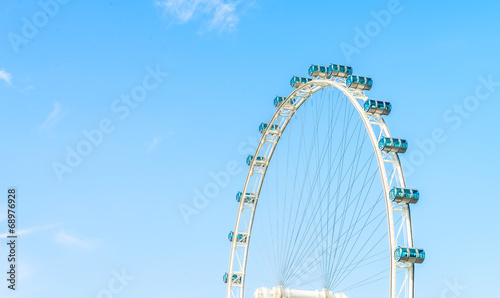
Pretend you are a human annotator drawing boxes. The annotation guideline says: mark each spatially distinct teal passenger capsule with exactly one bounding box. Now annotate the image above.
[328,64,353,78]
[394,247,425,264]
[378,138,408,153]
[346,75,373,90]
[290,76,312,88]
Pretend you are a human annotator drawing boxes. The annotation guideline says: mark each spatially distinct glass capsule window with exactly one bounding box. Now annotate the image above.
[236,191,256,203]
[390,187,419,203]
[418,250,425,259]
[378,138,389,150]
[223,273,242,284]
[228,231,247,243]
[274,97,296,107]
[260,123,279,133]
[379,138,408,153]
[232,274,242,283]
[364,100,373,110]
[274,96,286,107]
[394,247,425,264]
[363,99,391,116]
[308,65,329,78]
[328,64,353,78]
[347,75,373,90]
[247,155,266,165]
[290,76,312,87]
[401,248,409,257]
[259,123,268,132]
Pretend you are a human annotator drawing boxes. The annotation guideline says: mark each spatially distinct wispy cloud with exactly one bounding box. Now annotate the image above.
[0,223,60,238]
[55,229,98,250]
[0,207,6,223]
[147,136,163,153]
[0,69,12,85]
[147,131,174,153]
[156,0,248,32]
[18,262,34,281]
[0,222,97,250]
[38,102,64,134]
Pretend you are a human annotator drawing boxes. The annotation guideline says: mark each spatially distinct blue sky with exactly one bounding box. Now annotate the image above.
[0,0,499,297]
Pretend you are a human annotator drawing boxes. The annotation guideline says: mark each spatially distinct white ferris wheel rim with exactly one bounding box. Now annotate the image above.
[227,77,415,298]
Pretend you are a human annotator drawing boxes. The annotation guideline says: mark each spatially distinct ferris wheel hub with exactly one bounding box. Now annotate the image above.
[254,286,347,298]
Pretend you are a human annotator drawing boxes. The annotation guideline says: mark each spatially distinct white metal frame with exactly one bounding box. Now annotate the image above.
[227,77,414,298]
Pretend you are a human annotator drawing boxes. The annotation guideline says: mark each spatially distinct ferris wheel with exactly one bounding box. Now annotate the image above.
[225,64,425,298]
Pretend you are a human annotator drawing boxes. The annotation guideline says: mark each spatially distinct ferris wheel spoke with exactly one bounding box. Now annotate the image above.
[341,269,388,292]
[282,89,345,285]
[287,207,387,288]
[286,202,386,287]
[297,249,387,289]
[227,66,424,298]
[331,214,402,290]
[327,120,371,284]
[281,149,370,285]
[281,97,331,282]
[330,215,388,289]
[278,104,309,282]
[284,157,380,284]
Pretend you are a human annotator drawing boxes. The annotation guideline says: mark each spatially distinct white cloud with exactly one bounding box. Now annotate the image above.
[156,0,245,32]
[38,102,64,134]
[0,223,60,238]
[0,69,12,85]
[209,2,238,32]
[147,131,174,153]
[55,229,97,250]
[147,136,163,153]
